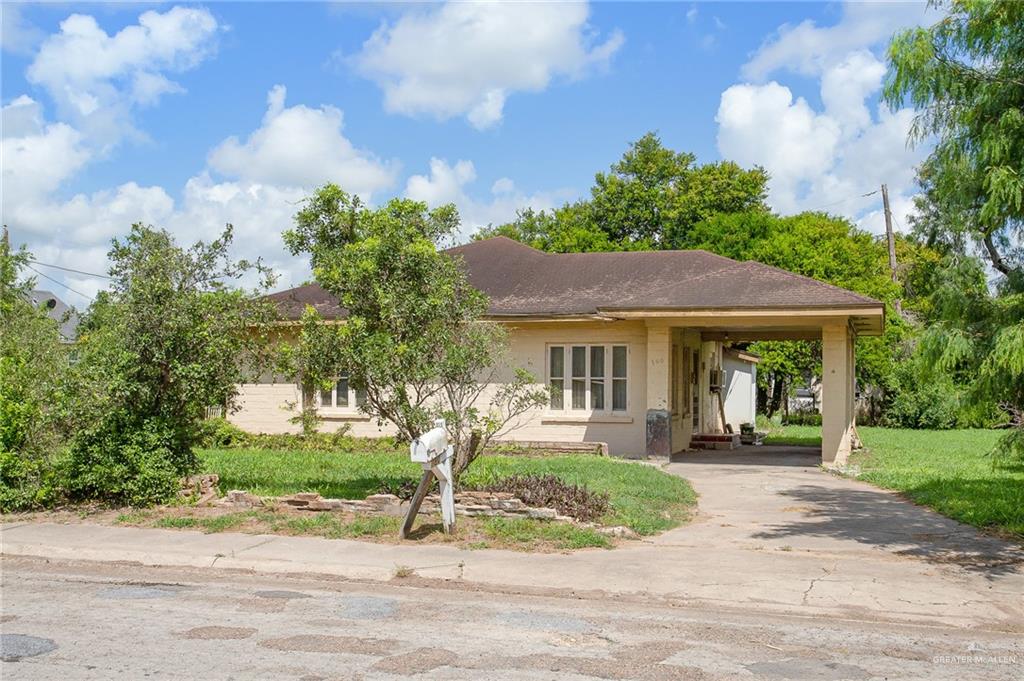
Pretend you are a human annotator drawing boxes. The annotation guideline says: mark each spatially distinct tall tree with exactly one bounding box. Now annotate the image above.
[885,0,1024,457]
[286,185,546,478]
[885,0,1023,277]
[66,225,277,505]
[477,132,769,251]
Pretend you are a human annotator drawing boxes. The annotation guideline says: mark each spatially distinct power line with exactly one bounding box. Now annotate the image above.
[28,259,111,279]
[26,264,93,301]
[805,190,880,213]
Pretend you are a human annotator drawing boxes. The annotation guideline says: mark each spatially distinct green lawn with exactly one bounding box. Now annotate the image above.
[198,448,696,537]
[762,424,1023,539]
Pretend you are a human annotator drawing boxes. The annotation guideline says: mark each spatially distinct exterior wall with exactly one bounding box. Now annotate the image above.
[228,320,651,457]
[722,356,757,431]
[493,320,649,457]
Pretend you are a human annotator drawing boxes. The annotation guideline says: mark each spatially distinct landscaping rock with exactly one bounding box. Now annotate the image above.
[215,488,614,530]
[221,490,263,508]
[596,525,638,539]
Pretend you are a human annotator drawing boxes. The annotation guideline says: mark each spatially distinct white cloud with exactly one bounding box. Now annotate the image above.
[207,85,398,198]
[3,83,399,306]
[1,3,44,56]
[716,51,926,234]
[717,4,931,235]
[25,6,219,147]
[742,1,928,81]
[405,158,572,238]
[1,96,91,205]
[352,1,623,129]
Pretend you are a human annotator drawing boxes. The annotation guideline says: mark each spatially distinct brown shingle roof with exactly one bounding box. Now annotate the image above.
[269,236,881,320]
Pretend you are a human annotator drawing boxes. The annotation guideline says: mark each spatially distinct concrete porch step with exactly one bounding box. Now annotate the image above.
[690,433,741,450]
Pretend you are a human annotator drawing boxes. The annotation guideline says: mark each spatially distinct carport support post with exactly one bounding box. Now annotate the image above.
[821,322,855,467]
[645,323,672,457]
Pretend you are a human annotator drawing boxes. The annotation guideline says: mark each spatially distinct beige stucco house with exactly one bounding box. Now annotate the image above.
[229,237,884,466]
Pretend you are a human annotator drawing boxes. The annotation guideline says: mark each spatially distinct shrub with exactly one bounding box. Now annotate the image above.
[62,225,276,506]
[195,418,251,449]
[1,235,72,511]
[472,474,610,522]
[782,412,822,426]
[65,417,184,506]
[195,417,400,454]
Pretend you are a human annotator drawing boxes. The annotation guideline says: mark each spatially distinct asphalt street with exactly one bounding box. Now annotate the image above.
[2,556,1021,680]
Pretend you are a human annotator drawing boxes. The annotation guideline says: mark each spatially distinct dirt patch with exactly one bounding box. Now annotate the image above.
[258,634,396,655]
[372,647,458,675]
[179,626,256,640]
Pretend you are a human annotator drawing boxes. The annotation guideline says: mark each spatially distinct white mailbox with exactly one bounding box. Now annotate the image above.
[401,418,456,537]
[410,423,448,463]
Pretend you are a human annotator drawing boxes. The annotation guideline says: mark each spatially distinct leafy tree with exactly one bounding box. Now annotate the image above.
[0,229,69,510]
[477,132,769,251]
[885,0,1023,276]
[286,185,547,479]
[886,0,1024,458]
[65,225,276,505]
[276,306,346,435]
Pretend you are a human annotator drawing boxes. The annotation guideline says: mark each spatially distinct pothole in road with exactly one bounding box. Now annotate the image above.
[495,610,590,633]
[746,658,869,680]
[1,634,58,662]
[254,590,312,600]
[337,595,398,620]
[96,585,183,600]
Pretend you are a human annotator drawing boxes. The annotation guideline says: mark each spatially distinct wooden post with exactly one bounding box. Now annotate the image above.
[399,469,433,540]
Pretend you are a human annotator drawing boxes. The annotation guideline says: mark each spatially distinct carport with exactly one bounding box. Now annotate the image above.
[616,304,885,466]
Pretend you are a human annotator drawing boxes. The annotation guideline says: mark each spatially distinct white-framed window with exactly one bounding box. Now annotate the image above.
[548,344,628,412]
[318,371,366,410]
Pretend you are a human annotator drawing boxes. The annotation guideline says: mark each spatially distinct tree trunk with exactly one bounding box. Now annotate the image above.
[451,430,482,486]
[983,232,1015,276]
[766,374,784,418]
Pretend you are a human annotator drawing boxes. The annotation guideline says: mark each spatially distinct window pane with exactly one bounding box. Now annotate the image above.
[550,379,564,410]
[355,387,367,407]
[549,346,564,378]
[571,346,586,378]
[320,387,333,407]
[590,346,605,378]
[612,346,627,378]
[613,379,627,411]
[336,378,349,407]
[571,379,586,409]
[591,379,604,410]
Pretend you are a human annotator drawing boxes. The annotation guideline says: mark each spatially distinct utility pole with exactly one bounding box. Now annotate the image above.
[881,184,904,316]
[881,184,897,283]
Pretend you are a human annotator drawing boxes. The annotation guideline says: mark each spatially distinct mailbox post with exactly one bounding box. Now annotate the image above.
[400,418,456,538]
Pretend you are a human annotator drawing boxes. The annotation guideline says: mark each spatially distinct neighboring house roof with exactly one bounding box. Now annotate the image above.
[268,236,882,321]
[29,290,79,342]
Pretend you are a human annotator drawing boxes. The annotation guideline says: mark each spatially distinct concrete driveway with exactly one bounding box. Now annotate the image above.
[652,446,1024,626]
[662,446,1022,572]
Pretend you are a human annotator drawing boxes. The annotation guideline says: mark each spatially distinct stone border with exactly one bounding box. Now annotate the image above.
[216,490,636,538]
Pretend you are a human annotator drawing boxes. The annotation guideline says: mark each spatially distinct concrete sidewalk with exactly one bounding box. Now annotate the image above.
[4,519,1023,632]
[5,447,1023,633]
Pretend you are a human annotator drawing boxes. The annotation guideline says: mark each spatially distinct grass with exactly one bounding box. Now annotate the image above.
[198,448,696,537]
[479,517,611,549]
[761,423,1024,539]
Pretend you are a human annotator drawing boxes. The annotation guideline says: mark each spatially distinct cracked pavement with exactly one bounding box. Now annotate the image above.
[2,556,1022,680]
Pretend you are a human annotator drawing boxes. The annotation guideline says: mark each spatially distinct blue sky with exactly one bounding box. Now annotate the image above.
[1,2,932,306]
